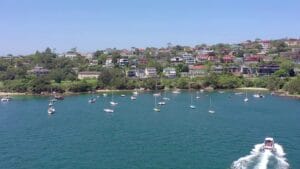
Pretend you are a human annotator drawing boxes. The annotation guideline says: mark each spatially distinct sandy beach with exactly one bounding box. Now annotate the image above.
[0,92,27,96]
[235,87,269,91]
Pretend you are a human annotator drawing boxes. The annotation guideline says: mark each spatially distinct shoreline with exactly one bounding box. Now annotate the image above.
[235,87,269,91]
[1,88,300,99]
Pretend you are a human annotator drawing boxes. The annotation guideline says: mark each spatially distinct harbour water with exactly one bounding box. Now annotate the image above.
[0,91,299,169]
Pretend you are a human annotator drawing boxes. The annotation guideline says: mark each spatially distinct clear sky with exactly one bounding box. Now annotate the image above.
[1,0,300,55]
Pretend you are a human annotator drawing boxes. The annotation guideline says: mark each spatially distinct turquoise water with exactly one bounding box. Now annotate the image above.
[0,91,299,169]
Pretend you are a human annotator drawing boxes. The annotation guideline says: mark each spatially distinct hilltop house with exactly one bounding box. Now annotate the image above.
[64,51,78,59]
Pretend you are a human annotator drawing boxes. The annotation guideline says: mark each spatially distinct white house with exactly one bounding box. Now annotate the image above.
[163,67,176,78]
[145,67,157,78]
[78,71,101,80]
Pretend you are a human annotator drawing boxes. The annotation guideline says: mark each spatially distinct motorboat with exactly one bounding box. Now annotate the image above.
[103,93,108,97]
[218,91,225,94]
[1,97,11,102]
[48,106,55,114]
[253,93,264,98]
[130,96,136,100]
[244,97,249,102]
[133,91,138,96]
[208,110,215,113]
[110,101,118,106]
[158,101,166,105]
[235,92,244,95]
[200,89,204,93]
[260,137,276,152]
[190,105,196,109]
[153,107,160,112]
[54,95,64,100]
[172,90,181,94]
[104,108,114,113]
[153,93,161,97]
[121,94,126,97]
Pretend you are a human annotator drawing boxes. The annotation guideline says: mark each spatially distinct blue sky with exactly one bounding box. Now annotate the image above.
[0,0,300,55]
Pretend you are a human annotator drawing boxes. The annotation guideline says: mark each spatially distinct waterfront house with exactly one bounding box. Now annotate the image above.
[188,65,207,77]
[257,64,280,76]
[145,67,157,78]
[27,65,49,76]
[163,67,177,78]
[78,71,101,80]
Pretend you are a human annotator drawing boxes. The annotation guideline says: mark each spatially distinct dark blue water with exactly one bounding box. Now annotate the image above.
[0,91,299,169]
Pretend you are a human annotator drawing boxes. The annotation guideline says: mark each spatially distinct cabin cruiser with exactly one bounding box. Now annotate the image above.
[260,137,276,152]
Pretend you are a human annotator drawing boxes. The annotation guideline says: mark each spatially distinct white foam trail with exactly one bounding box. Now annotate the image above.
[254,150,272,169]
[231,144,263,169]
[231,143,289,169]
[274,144,289,169]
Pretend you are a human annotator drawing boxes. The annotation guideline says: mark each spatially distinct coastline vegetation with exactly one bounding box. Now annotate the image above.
[0,43,299,96]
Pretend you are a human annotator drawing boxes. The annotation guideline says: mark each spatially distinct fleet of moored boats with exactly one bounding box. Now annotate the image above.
[0,90,268,116]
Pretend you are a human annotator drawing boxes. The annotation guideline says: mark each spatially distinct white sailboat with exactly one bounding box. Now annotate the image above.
[162,91,170,101]
[153,96,160,112]
[48,106,55,114]
[190,94,196,109]
[110,92,118,106]
[244,91,249,102]
[196,91,200,99]
[208,96,215,113]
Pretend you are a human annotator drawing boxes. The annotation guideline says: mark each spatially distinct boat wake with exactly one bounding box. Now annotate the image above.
[231,143,289,169]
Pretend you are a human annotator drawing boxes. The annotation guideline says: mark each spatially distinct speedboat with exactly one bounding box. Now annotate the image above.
[104,108,114,113]
[110,101,118,106]
[158,101,166,105]
[261,137,276,152]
